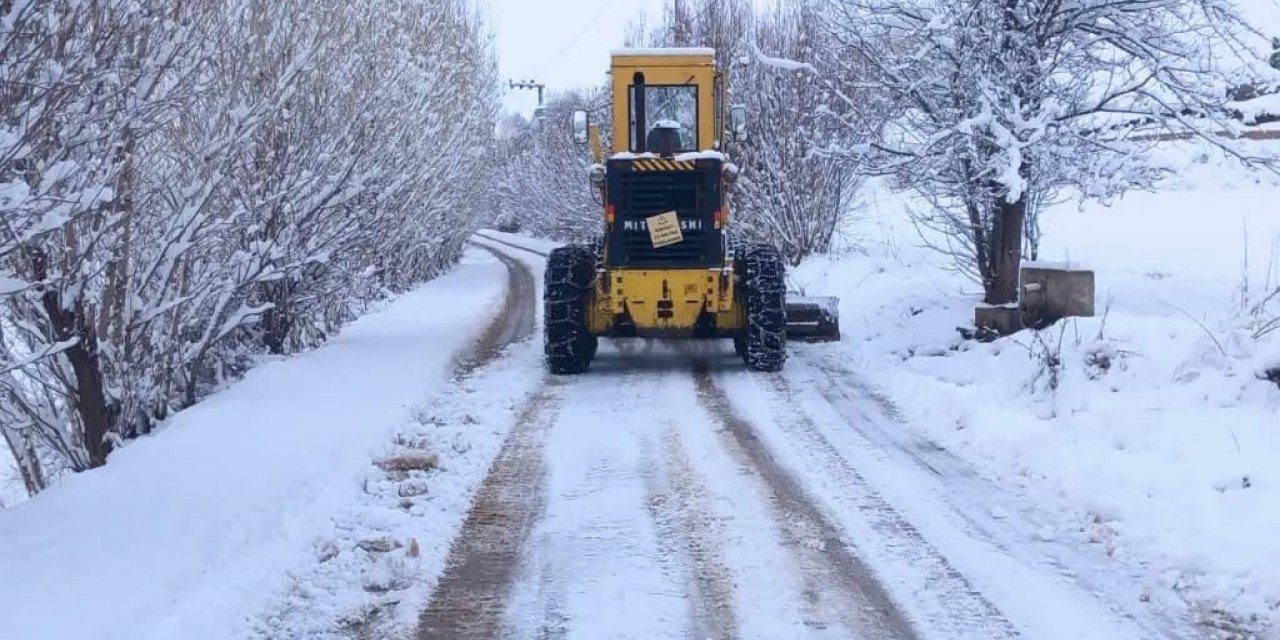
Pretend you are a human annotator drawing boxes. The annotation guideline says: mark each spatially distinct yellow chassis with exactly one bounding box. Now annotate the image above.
[586,266,747,338]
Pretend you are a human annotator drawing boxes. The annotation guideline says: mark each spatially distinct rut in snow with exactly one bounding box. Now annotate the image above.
[416,382,562,640]
[452,244,539,377]
[690,361,923,640]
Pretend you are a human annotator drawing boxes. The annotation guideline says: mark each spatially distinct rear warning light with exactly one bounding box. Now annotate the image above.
[606,204,616,224]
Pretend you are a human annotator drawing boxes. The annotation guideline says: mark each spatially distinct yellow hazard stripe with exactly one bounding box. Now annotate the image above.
[631,159,696,171]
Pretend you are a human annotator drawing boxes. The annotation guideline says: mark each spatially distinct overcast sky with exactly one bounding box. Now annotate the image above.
[483,0,667,116]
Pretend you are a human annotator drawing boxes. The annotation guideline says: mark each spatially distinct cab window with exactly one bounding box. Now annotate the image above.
[628,84,699,152]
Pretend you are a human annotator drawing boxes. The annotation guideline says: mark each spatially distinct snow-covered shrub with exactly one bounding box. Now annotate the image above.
[1026,325,1067,394]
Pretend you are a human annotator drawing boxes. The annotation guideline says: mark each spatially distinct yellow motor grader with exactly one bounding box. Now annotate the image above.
[544,47,839,374]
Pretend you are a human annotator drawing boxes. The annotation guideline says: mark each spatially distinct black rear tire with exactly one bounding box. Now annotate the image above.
[544,245,598,374]
[737,243,786,372]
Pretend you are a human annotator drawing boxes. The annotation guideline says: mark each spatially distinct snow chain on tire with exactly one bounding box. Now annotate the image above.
[544,245,598,374]
[737,242,787,372]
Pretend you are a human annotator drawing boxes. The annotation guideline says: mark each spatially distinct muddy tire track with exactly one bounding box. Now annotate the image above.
[416,382,563,640]
[296,241,545,640]
[416,243,556,639]
[691,363,923,640]
[451,244,538,378]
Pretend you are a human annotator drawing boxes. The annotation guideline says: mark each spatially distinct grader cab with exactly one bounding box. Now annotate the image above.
[542,47,840,374]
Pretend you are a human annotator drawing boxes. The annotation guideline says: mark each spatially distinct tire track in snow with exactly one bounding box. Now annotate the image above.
[643,423,739,640]
[257,242,548,640]
[691,361,924,640]
[415,243,558,639]
[790,351,1196,640]
[734,368,1019,639]
[416,380,564,640]
[472,231,551,260]
[496,360,696,640]
[711,356,1076,639]
[452,244,539,377]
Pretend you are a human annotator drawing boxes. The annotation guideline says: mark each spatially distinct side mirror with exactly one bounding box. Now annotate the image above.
[572,109,589,145]
[729,105,747,143]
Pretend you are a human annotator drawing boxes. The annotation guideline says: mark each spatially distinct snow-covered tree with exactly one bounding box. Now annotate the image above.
[822,0,1276,305]
[0,0,497,485]
[1,0,209,472]
[735,1,859,265]
[494,88,608,242]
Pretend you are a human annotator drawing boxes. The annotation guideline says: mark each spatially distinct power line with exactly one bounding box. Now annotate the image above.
[531,0,624,78]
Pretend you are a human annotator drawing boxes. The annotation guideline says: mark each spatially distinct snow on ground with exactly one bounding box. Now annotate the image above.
[4,144,1275,640]
[0,247,510,640]
[795,142,1280,637]
[252,337,547,639]
[252,237,549,639]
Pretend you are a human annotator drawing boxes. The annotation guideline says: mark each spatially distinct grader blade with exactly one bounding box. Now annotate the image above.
[785,296,841,342]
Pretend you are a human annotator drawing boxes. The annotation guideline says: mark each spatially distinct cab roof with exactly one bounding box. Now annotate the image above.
[609,47,716,67]
[610,47,715,57]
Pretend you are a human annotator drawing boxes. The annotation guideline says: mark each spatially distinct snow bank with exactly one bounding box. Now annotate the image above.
[800,142,1280,636]
[0,247,509,640]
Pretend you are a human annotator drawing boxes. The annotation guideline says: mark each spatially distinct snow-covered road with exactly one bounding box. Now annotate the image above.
[425,343,920,639]
[0,232,1219,640]
[415,233,1202,640]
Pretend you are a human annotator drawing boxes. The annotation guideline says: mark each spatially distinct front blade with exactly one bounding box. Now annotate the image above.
[785,296,841,342]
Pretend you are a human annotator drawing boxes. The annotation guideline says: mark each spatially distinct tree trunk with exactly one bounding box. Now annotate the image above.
[985,194,1026,305]
[0,425,46,496]
[64,338,115,468]
[29,246,116,469]
[260,281,292,355]
[262,307,291,355]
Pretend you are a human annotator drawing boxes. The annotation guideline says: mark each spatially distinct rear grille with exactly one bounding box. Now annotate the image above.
[620,172,697,214]
[611,171,720,268]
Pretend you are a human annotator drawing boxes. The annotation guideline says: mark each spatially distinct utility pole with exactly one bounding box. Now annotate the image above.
[508,79,546,112]
[509,79,548,126]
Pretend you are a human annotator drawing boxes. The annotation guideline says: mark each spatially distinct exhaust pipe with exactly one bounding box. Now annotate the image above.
[633,71,646,153]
